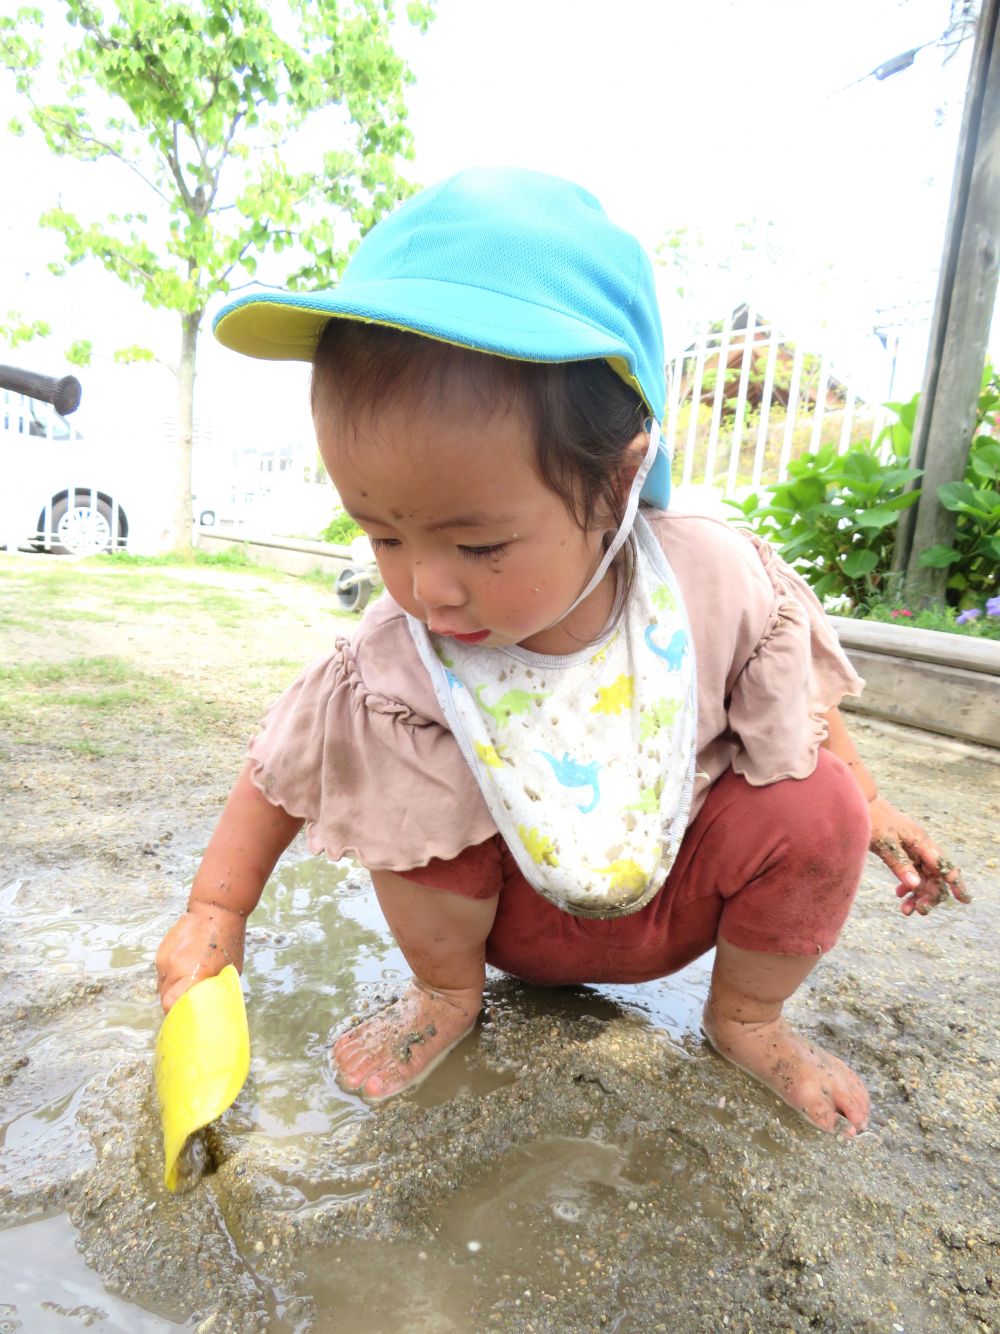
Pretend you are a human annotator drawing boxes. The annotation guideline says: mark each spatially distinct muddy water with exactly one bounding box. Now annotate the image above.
[0,857,718,1331]
[2,773,999,1334]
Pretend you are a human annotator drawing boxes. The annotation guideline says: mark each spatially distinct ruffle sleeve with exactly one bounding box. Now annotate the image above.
[247,596,497,871]
[727,534,865,785]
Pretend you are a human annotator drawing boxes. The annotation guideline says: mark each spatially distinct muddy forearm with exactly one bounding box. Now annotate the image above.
[188,760,304,921]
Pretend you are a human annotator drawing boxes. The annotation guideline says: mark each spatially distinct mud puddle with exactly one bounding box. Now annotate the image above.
[4,556,999,1330]
[0,858,726,1332]
[1,821,998,1330]
[0,1214,179,1331]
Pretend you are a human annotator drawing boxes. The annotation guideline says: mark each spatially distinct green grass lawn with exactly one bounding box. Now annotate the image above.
[0,552,354,767]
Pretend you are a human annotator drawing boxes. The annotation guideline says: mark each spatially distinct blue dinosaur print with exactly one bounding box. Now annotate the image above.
[644,624,688,671]
[536,750,601,814]
[444,669,464,690]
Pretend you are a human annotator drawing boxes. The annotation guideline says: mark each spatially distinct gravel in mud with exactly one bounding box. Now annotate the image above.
[1,555,998,1333]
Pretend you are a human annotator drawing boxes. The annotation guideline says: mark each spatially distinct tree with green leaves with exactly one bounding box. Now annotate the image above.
[1,0,433,550]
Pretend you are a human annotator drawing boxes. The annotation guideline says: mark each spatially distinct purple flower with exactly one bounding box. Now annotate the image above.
[987,596,1000,617]
[956,608,980,624]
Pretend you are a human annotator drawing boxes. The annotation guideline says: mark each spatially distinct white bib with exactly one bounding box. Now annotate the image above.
[407,515,697,918]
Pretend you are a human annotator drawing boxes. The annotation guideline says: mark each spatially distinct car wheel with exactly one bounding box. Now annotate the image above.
[334,566,374,612]
[47,492,122,555]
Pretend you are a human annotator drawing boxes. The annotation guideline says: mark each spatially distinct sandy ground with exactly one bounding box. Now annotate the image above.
[1,553,998,1333]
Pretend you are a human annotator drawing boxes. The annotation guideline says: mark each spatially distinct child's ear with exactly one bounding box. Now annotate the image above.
[615,429,650,501]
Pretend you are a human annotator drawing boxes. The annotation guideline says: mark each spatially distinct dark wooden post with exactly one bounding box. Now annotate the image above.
[892,0,1000,599]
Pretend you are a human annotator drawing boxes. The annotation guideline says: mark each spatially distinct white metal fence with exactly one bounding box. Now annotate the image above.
[663,306,923,499]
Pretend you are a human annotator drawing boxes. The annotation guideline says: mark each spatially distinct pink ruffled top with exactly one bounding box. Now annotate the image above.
[248,513,864,871]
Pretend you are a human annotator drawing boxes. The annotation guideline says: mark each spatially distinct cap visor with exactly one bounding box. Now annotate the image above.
[213,281,636,374]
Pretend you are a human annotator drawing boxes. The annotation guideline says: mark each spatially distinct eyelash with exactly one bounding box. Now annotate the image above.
[368,538,509,562]
[462,543,509,562]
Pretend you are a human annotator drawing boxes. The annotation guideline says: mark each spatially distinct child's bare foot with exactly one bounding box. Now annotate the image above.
[333,978,481,1101]
[702,1002,870,1136]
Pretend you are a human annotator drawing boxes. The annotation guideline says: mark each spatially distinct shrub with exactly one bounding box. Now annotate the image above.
[321,510,364,545]
[917,364,1000,604]
[727,362,1000,610]
[853,597,1000,640]
[725,428,922,603]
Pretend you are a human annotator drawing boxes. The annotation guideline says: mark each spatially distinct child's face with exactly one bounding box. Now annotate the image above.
[315,377,619,655]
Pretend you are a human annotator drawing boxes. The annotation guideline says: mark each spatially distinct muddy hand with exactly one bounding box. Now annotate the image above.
[155,903,247,1012]
[868,797,971,916]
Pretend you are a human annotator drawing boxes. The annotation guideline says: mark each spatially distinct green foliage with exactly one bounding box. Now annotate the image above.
[0,312,93,366]
[0,310,52,347]
[320,510,364,545]
[64,338,93,366]
[92,545,257,568]
[0,0,431,315]
[727,431,922,602]
[674,398,872,492]
[916,363,1000,603]
[855,599,1000,641]
[0,0,433,547]
[728,364,1000,610]
[113,344,156,364]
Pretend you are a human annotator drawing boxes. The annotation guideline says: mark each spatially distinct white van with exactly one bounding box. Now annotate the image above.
[1,369,171,556]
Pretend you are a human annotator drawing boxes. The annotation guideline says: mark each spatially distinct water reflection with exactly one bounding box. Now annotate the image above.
[1,851,725,1331]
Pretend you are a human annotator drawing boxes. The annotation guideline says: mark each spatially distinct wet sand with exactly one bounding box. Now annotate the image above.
[1,557,998,1331]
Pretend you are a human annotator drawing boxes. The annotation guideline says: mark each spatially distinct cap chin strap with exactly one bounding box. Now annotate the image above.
[540,419,662,633]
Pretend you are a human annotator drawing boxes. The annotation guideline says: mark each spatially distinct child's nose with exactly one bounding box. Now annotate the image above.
[410,557,465,610]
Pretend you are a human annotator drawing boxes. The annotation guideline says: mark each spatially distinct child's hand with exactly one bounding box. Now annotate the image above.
[868,797,971,916]
[155,903,247,1012]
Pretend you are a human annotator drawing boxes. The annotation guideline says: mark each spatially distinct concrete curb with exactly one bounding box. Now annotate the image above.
[196,528,356,579]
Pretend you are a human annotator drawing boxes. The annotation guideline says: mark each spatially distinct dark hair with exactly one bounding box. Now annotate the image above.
[311,320,648,608]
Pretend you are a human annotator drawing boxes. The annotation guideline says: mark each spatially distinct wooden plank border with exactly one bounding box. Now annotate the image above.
[831,616,1000,748]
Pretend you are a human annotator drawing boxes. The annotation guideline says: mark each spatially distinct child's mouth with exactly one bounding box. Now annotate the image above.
[441,629,491,644]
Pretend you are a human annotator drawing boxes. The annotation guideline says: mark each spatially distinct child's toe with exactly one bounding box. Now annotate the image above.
[803,1095,843,1133]
[362,1063,410,1100]
[838,1081,870,1133]
[332,1032,384,1089]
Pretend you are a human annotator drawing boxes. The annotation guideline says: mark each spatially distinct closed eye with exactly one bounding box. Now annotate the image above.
[460,543,509,561]
[367,537,509,561]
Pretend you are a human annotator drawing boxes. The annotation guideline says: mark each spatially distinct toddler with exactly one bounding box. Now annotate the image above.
[156,168,968,1136]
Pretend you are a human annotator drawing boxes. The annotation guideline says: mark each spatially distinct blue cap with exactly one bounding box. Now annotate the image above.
[213,168,670,507]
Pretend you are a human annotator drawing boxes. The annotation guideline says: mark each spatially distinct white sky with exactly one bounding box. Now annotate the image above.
[0,0,983,454]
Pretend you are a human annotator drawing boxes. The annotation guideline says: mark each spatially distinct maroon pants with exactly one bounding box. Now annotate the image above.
[398,751,870,986]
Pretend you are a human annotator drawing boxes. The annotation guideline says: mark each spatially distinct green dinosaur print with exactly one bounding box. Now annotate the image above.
[519,825,559,867]
[652,584,678,612]
[639,697,680,742]
[625,777,663,813]
[474,684,549,725]
[642,693,682,747]
[591,673,634,716]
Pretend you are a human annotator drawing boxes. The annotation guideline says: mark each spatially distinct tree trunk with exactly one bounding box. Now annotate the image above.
[174,312,200,555]
[893,0,1000,601]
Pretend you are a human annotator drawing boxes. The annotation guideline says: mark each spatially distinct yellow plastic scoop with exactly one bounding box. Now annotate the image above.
[154,964,250,1192]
